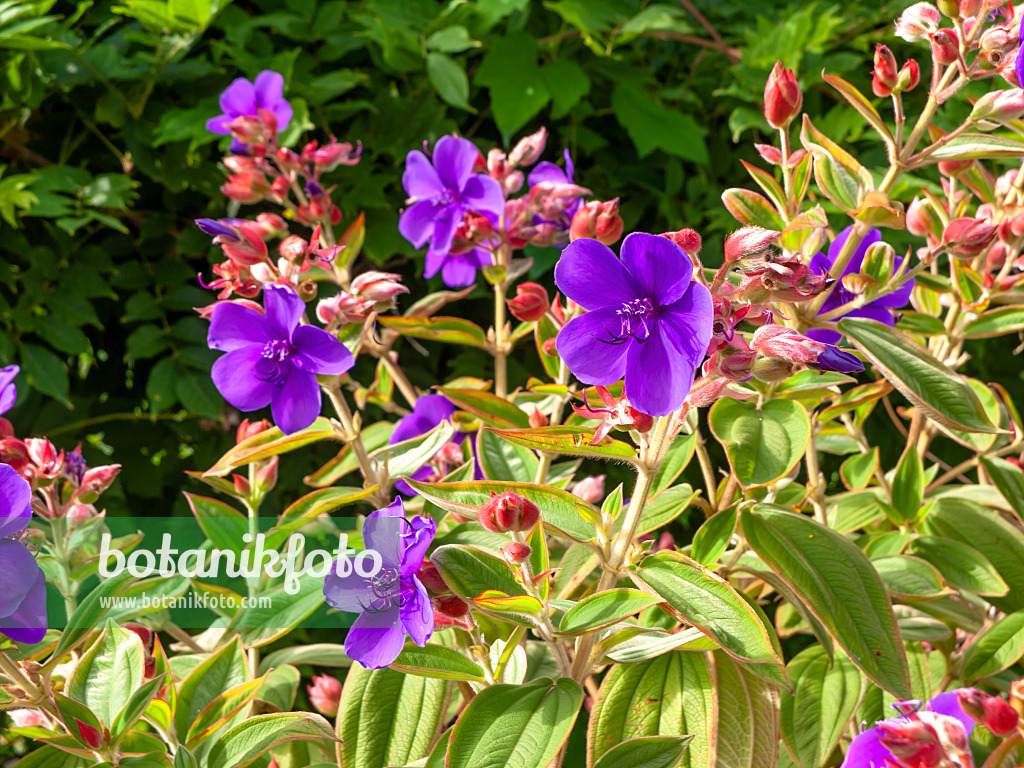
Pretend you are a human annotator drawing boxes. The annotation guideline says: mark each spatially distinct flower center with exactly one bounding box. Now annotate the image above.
[361,566,406,613]
[604,297,657,344]
[434,187,462,208]
[254,339,295,386]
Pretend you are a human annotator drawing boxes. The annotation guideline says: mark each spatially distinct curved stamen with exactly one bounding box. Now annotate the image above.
[254,339,295,386]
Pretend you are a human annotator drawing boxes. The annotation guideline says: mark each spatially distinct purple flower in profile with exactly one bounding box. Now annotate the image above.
[808,226,914,345]
[809,345,864,374]
[841,693,974,768]
[554,233,714,417]
[0,464,47,644]
[0,365,18,416]
[389,394,480,496]
[528,149,582,240]
[398,136,505,287]
[207,284,354,435]
[206,71,293,152]
[323,497,435,669]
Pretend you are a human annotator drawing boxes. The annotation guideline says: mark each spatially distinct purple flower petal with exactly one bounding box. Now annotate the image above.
[1017,20,1024,88]
[208,303,271,352]
[621,232,695,307]
[554,239,641,310]
[808,250,833,274]
[402,151,445,200]
[0,540,40,620]
[840,725,889,768]
[219,77,256,117]
[0,563,46,645]
[433,136,478,192]
[390,395,456,445]
[827,226,881,276]
[344,604,406,669]
[400,576,433,646]
[427,206,460,263]
[846,304,896,327]
[556,307,630,385]
[872,266,915,309]
[363,505,406,569]
[262,284,305,341]
[211,347,276,411]
[660,282,714,368]
[323,569,376,613]
[272,101,293,132]
[253,71,284,110]
[400,516,437,578]
[0,465,31,539]
[462,175,506,217]
[563,149,575,181]
[926,691,974,736]
[440,251,482,287]
[292,326,354,376]
[205,115,233,135]
[811,346,864,374]
[806,326,842,345]
[528,161,569,188]
[0,364,17,416]
[271,367,321,435]
[624,323,697,417]
[400,200,443,250]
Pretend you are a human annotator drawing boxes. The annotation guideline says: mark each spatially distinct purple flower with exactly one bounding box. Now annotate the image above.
[528,149,582,239]
[398,136,505,287]
[554,233,714,417]
[206,71,293,152]
[0,464,47,645]
[842,693,974,768]
[207,284,354,435]
[1017,15,1024,87]
[323,498,435,669]
[809,345,864,374]
[389,394,480,496]
[0,365,18,416]
[808,226,914,345]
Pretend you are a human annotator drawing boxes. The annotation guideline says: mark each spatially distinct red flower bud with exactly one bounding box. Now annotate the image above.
[144,656,156,679]
[931,28,960,65]
[123,623,152,647]
[237,419,272,444]
[874,46,900,90]
[307,674,342,718]
[479,491,541,533]
[659,228,702,254]
[528,407,548,429]
[501,541,532,565]
[898,60,921,93]
[570,199,624,245]
[944,217,997,258]
[74,718,103,749]
[435,595,470,618]
[417,562,449,594]
[763,62,803,129]
[754,144,783,165]
[507,283,550,322]
[958,688,1020,736]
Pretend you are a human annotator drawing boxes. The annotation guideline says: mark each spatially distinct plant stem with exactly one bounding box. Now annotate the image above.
[493,280,509,398]
[804,425,828,525]
[512,530,572,677]
[323,380,383,499]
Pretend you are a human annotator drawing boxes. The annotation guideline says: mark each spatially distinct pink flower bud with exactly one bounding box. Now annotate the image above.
[763,62,803,129]
[507,283,550,322]
[659,228,703,254]
[509,127,548,166]
[351,272,409,305]
[237,419,272,444]
[896,2,942,41]
[220,224,270,267]
[316,293,374,325]
[944,216,998,258]
[754,144,783,165]
[571,475,605,503]
[569,199,624,245]
[959,0,983,16]
[279,235,308,265]
[528,407,548,429]
[972,89,1024,124]
[931,28,960,65]
[307,674,342,718]
[76,464,121,503]
[874,46,900,90]
[479,491,541,533]
[751,325,824,363]
[74,718,103,749]
[256,213,288,239]
[897,60,921,93]
[9,709,45,728]
[436,442,465,466]
[255,455,279,492]
[501,541,532,565]
[907,198,937,236]
[724,226,780,263]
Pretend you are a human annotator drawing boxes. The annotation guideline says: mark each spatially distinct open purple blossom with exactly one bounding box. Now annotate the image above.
[206,71,293,152]
[554,233,714,417]
[841,693,974,768]
[207,284,354,435]
[808,226,914,345]
[390,394,480,495]
[323,497,435,669]
[0,365,18,416]
[398,136,505,287]
[0,464,47,644]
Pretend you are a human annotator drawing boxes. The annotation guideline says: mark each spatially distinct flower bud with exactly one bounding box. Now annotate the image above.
[279,235,308,265]
[123,623,152,647]
[931,29,959,65]
[944,216,998,258]
[542,337,558,356]
[528,407,548,429]
[435,595,470,618]
[507,283,550,322]
[763,62,802,129]
[659,228,703,254]
[959,0,982,15]
[501,541,532,565]
[863,241,896,286]
[351,271,409,305]
[74,718,104,749]
[754,144,783,165]
[958,688,1020,736]
[307,674,342,718]
[907,198,938,237]
[417,562,449,594]
[570,199,624,245]
[479,491,541,533]
[896,2,942,41]
[752,357,796,382]
[874,46,900,90]
[724,226,779,263]
[256,213,288,239]
[971,89,1024,126]
[571,475,605,503]
[144,655,156,679]
[936,0,959,16]
[237,419,272,444]
[255,455,279,492]
[8,709,45,728]
[76,464,120,503]
[509,127,548,167]
[896,60,921,93]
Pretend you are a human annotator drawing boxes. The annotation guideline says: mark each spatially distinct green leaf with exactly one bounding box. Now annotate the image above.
[871,555,948,601]
[205,713,339,768]
[963,306,1024,338]
[721,188,787,229]
[631,551,782,666]
[256,664,299,713]
[369,420,455,481]
[540,59,589,118]
[186,677,266,748]
[891,448,924,525]
[651,431,698,497]
[592,736,693,768]
[691,506,738,567]
[589,652,716,768]
[264,485,378,550]
[926,133,1024,161]
[258,644,350,675]
[611,86,708,163]
[477,428,539,483]
[204,418,336,477]
[66,624,146,728]
[448,678,583,768]
[337,665,450,768]
[111,675,165,738]
[779,645,865,768]
[173,637,250,744]
[960,610,1024,682]
[53,571,135,658]
[908,536,1007,597]
[430,544,524,602]
[713,652,781,768]
[19,341,70,406]
[390,643,487,682]
[436,387,529,428]
[406,478,596,542]
[981,457,1024,513]
[231,575,325,648]
[474,32,551,138]
[558,589,662,635]
[629,483,698,537]
[487,425,638,463]
[922,499,1024,613]
[426,52,473,111]
[378,316,489,348]
[708,399,811,489]
[837,317,999,434]
[823,74,894,144]
[841,448,879,491]
[742,504,912,699]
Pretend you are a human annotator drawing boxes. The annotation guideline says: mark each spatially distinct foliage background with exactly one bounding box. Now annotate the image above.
[0,0,1014,530]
